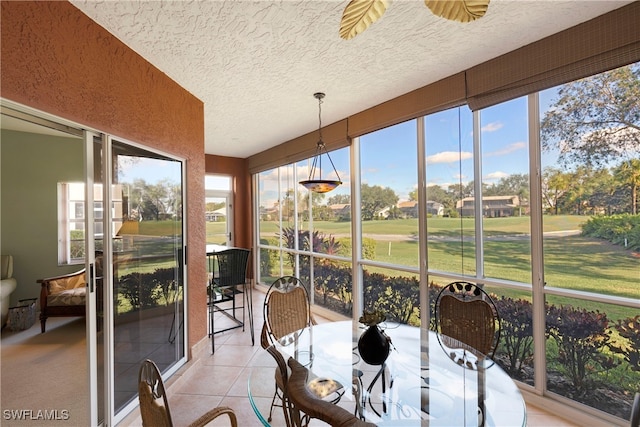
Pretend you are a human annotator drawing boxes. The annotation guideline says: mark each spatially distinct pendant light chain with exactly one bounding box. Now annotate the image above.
[298,92,342,193]
[317,92,323,144]
[316,92,324,179]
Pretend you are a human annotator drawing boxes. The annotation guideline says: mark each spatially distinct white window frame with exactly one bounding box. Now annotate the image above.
[58,182,86,265]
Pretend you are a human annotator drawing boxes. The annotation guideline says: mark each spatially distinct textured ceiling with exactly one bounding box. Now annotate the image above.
[70,0,632,158]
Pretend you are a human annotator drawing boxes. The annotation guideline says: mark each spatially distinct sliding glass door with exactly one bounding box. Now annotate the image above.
[107,138,186,417]
[1,102,187,425]
[85,131,105,425]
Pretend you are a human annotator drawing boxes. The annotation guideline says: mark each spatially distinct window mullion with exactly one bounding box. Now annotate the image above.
[528,92,547,394]
[472,110,484,278]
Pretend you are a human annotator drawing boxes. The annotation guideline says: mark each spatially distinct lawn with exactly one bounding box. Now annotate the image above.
[146,216,636,319]
[117,216,636,322]
[253,215,638,319]
[257,215,587,237]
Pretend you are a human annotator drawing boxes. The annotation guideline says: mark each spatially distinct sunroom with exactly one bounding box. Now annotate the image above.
[1,1,638,426]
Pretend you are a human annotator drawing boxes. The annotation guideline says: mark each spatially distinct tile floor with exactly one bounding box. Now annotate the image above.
[118,289,579,427]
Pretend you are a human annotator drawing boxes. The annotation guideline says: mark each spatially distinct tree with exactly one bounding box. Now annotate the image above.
[494,174,529,197]
[425,185,455,209]
[541,64,640,167]
[206,201,225,212]
[360,184,398,220]
[130,178,174,221]
[327,193,350,205]
[560,166,598,215]
[542,167,572,214]
[541,64,640,213]
[612,159,640,214]
[281,189,322,222]
[448,182,474,199]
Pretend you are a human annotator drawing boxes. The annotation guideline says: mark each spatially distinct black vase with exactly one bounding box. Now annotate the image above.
[358,325,391,365]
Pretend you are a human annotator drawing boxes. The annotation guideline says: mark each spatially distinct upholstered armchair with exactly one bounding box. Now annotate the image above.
[1,255,18,327]
[38,269,86,332]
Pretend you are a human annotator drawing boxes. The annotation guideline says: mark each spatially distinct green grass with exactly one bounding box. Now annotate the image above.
[256,215,638,319]
[205,221,228,244]
[258,215,586,237]
[136,220,182,236]
[131,217,637,318]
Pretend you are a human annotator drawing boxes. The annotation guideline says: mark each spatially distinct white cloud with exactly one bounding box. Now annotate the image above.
[481,122,503,132]
[484,171,509,181]
[426,151,473,164]
[485,141,527,157]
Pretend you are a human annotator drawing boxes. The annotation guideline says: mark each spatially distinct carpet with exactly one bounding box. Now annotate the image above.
[1,317,89,427]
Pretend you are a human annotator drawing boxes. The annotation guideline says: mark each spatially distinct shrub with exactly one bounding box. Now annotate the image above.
[312,262,352,312]
[496,297,534,378]
[581,214,640,250]
[259,238,278,276]
[118,271,164,309]
[546,304,613,393]
[610,315,640,372]
[280,227,342,270]
[427,282,443,330]
[151,267,180,306]
[362,271,420,326]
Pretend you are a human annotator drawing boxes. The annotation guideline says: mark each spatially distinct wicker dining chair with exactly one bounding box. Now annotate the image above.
[434,281,501,359]
[432,282,501,427]
[260,323,295,426]
[286,358,376,427]
[631,392,640,427]
[138,359,237,427]
[262,276,344,424]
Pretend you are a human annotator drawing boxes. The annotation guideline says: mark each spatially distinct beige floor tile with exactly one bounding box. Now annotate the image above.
[206,343,261,367]
[177,364,240,396]
[118,289,579,427]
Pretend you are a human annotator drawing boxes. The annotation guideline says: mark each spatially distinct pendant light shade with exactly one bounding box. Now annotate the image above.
[299,92,342,193]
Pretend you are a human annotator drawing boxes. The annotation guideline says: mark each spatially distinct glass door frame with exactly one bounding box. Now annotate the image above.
[108,135,189,425]
[1,100,189,426]
[83,130,103,426]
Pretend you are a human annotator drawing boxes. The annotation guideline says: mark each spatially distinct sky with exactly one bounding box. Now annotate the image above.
[117,156,182,185]
[258,88,562,207]
[119,88,563,207]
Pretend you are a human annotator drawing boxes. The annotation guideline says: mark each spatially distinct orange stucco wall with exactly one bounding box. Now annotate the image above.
[205,155,253,253]
[1,1,208,351]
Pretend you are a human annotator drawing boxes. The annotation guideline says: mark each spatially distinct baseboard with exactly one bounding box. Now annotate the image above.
[520,387,626,427]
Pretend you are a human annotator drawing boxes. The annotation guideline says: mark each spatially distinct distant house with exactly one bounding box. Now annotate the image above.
[426,201,444,216]
[205,207,226,222]
[329,203,351,219]
[397,200,418,218]
[375,206,391,219]
[396,200,444,217]
[456,195,521,218]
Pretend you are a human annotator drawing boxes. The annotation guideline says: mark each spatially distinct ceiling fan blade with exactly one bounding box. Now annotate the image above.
[424,0,490,22]
[339,0,390,40]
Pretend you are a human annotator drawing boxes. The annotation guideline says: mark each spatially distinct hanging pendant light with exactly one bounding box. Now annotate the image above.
[299,92,342,193]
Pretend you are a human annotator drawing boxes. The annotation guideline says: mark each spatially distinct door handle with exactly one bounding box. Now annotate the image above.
[88,263,95,293]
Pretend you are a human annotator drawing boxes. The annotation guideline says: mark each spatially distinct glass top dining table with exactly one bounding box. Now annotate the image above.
[248,320,526,427]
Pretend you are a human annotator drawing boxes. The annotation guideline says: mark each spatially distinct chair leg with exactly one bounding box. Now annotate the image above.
[40,313,47,333]
[268,389,280,422]
[245,280,255,345]
[270,386,299,426]
[353,373,364,419]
